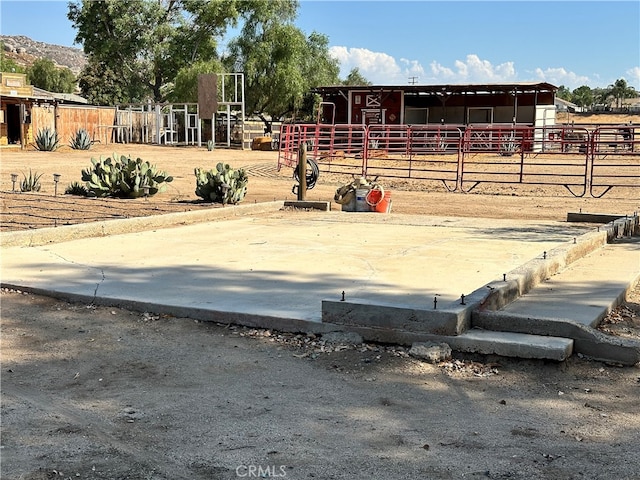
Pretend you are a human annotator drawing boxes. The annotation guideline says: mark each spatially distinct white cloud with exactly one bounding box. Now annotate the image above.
[329,46,621,89]
[428,61,455,81]
[329,46,423,84]
[399,58,426,78]
[330,48,520,85]
[626,66,640,89]
[432,54,517,83]
[532,67,591,89]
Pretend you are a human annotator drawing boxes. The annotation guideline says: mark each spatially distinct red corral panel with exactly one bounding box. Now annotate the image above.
[278,123,639,197]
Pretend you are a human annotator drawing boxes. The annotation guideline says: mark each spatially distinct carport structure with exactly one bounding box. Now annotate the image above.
[312,82,557,127]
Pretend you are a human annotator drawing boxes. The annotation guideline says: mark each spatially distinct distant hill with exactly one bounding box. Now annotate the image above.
[1,35,87,75]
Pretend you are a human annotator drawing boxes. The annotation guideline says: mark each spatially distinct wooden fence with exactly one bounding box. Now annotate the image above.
[31,104,117,145]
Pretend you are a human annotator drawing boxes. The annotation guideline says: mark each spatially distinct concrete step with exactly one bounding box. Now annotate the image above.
[443,329,573,361]
[314,323,574,362]
[472,237,640,364]
[476,238,639,327]
[472,311,640,365]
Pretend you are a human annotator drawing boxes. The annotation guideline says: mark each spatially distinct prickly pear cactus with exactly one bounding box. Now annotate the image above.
[194,162,248,204]
[81,153,173,198]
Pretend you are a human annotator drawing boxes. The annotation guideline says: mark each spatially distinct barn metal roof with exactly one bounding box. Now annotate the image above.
[312,82,557,95]
[2,86,88,104]
[32,87,88,104]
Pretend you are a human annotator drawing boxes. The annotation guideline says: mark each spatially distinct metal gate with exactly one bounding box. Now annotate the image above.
[278,123,639,197]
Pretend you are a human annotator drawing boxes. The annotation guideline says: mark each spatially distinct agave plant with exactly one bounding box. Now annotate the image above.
[70,128,93,150]
[207,139,214,151]
[34,127,60,151]
[65,181,89,196]
[20,170,44,192]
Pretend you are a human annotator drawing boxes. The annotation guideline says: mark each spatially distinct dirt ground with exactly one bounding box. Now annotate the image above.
[1,136,640,230]
[2,288,640,480]
[1,137,640,479]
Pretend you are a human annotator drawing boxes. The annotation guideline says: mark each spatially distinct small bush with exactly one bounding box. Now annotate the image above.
[70,128,93,150]
[34,128,60,151]
[81,153,173,198]
[65,181,88,196]
[194,163,248,204]
[21,170,44,192]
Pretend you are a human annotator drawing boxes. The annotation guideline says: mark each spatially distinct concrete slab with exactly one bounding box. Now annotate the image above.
[0,211,594,324]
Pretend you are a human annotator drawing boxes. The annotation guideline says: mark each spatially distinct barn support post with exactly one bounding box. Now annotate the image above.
[197,104,202,147]
[226,104,231,148]
[212,112,216,146]
[240,73,246,150]
[19,103,25,149]
[297,142,307,201]
[155,104,161,145]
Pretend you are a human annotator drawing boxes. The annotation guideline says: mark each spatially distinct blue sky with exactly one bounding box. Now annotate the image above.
[1,0,638,90]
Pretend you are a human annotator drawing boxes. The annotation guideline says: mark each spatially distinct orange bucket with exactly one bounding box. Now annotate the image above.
[366,187,391,213]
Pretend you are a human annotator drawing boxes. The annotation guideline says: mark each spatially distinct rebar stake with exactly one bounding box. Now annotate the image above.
[341,291,345,302]
[503,273,507,282]
[460,294,465,305]
[433,296,437,309]
[543,251,547,259]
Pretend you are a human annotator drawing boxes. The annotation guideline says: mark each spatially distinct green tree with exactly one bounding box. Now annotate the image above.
[0,42,26,73]
[342,68,371,86]
[167,59,225,103]
[591,87,609,109]
[571,85,593,110]
[556,85,572,102]
[607,78,637,109]
[57,67,77,93]
[68,0,294,104]
[27,58,58,91]
[78,56,135,105]
[26,58,76,93]
[225,20,339,131]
